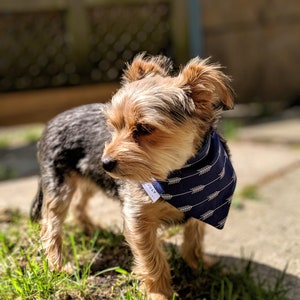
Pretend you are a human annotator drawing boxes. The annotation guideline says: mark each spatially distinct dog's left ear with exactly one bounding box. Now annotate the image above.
[122,53,173,84]
[178,57,234,110]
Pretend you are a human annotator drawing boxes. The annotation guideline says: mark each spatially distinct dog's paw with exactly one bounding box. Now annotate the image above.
[140,281,173,300]
[148,292,170,300]
[202,254,217,269]
[184,253,217,272]
[61,262,75,274]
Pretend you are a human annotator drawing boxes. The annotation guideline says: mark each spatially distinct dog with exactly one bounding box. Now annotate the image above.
[30,53,236,300]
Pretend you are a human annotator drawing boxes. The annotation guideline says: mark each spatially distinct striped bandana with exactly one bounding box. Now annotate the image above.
[142,131,237,229]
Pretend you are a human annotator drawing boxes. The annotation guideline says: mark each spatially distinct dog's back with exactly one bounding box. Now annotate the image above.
[30,103,119,222]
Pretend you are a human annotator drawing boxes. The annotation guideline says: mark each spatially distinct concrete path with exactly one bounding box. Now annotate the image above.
[0,116,299,299]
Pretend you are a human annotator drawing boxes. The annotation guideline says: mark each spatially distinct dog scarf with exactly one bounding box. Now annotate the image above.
[142,131,237,229]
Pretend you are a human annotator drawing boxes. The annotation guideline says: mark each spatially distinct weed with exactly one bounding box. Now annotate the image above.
[240,184,261,200]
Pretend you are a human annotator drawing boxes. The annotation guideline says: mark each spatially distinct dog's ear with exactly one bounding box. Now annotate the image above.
[122,53,173,84]
[178,57,234,110]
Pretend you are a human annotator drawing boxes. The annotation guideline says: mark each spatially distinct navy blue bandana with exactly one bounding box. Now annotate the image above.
[142,131,237,229]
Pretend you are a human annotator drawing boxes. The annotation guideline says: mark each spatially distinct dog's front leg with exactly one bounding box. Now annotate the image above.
[123,202,174,300]
[181,218,205,269]
[181,218,215,269]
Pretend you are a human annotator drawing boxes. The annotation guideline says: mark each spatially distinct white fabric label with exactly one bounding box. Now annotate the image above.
[142,183,161,202]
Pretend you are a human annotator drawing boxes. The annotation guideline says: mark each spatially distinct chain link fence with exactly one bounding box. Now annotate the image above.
[0,1,172,92]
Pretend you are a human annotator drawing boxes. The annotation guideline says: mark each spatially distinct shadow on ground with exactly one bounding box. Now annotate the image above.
[216,255,299,300]
[84,237,298,299]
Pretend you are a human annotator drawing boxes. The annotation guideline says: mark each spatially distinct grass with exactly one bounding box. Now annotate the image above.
[239,185,261,201]
[221,119,241,141]
[231,184,261,209]
[0,209,289,300]
[0,124,43,149]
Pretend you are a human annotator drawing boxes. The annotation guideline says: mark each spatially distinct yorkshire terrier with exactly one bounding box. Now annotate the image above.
[30,53,236,300]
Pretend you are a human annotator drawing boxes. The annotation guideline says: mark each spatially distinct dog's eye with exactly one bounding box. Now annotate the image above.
[133,123,154,139]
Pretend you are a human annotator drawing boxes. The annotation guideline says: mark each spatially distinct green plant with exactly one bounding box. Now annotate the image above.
[240,184,261,200]
[221,119,240,140]
[0,124,43,149]
[0,210,289,300]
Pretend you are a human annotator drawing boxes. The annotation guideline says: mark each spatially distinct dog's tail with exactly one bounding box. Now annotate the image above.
[30,180,43,222]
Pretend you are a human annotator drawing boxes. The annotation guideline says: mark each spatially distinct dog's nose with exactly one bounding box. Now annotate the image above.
[102,156,117,172]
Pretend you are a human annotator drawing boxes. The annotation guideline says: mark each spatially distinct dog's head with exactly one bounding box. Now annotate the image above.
[102,53,234,182]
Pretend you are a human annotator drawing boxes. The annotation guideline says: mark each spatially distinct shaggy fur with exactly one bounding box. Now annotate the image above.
[30,53,234,300]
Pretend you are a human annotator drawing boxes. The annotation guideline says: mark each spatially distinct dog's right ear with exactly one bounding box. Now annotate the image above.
[178,57,234,111]
[122,53,173,84]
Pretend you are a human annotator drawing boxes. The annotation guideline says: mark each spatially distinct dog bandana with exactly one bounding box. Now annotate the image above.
[142,131,237,229]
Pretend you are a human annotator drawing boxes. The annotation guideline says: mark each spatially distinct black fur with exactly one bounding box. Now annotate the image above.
[30,103,120,221]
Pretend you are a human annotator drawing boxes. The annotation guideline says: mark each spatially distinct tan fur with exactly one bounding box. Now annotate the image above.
[40,174,78,269]
[178,57,234,110]
[102,55,233,299]
[40,174,98,269]
[122,52,172,84]
[38,54,234,300]
[120,183,184,299]
[70,178,99,233]
[103,56,233,184]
